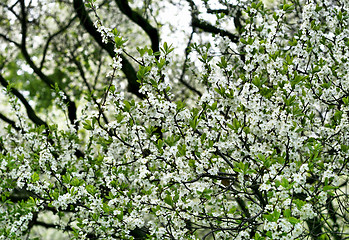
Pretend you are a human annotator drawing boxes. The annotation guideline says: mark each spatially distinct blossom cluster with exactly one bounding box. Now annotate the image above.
[0,0,348,239]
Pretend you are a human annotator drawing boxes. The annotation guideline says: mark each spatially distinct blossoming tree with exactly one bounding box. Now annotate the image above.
[0,0,348,239]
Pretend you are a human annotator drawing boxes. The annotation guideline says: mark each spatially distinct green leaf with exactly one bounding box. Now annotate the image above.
[123,100,131,112]
[284,209,291,218]
[137,65,151,81]
[283,3,294,12]
[86,185,96,195]
[338,10,343,21]
[31,172,39,182]
[281,177,289,188]
[177,143,186,157]
[176,100,185,111]
[164,194,173,206]
[161,42,174,55]
[217,56,228,68]
[254,232,264,240]
[114,36,127,48]
[257,153,265,161]
[190,115,199,130]
[92,213,99,221]
[188,159,195,168]
[116,209,124,221]
[288,217,301,225]
[323,185,338,191]
[202,188,212,200]
[263,213,274,222]
[82,120,93,130]
[264,209,280,222]
[173,193,179,203]
[210,101,217,111]
[165,134,180,147]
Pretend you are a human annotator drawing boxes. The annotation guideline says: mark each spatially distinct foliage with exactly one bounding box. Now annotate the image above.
[0,0,348,239]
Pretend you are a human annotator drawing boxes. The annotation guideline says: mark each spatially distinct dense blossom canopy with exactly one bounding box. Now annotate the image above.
[0,0,348,239]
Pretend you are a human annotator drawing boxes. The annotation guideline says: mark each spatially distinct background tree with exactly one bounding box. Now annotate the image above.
[0,0,348,239]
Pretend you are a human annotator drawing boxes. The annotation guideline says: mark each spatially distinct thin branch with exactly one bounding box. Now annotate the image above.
[0,1,21,21]
[39,15,79,70]
[69,51,109,125]
[179,30,202,96]
[0,33,20,47]
[93,49,103,89]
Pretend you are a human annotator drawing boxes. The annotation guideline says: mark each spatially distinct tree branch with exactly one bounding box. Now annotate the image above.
[39,15,79,70]
[114,0,160,54]
[69,51,109,125]
[186,0,239,43]
[73,0,144,99]
[0,73,84,159]
[207,9,230,14]
[179,29,202,96]
[0,73,47,127]
[0,112,20,131]
[192,17,238,43]
[19,0,78,126]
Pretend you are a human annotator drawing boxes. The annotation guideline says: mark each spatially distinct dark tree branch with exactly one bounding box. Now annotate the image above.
[207,9,229,14]
[0,73,84,159]
[0,33,20,47]
[326,197,342,240]
[307,217,324,240]
[0,112,21,131]
[192,17,239,43]
[73,0,144,99]
[0,1,21,21]
[207,4,243,34]
[19,0,78,127]
[69,51,109,125]
[234,9,243,34]
[69,52,92,93]
[179,29,202,97]
[39,15,79,70]
[31,220,61,231]
[186,0,239,43]
[0,73,47,127]
[114,0,160,54]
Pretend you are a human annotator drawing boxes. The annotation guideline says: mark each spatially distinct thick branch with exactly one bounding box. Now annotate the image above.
[186,0,238,43]
[0,33,20,47]
[207,9,230,14]
[0,74,84,159]
[192,17,238,43]
[19,0,77,126]
[0,73,47,127]
[307,217,324,240]
[326,198,342,240]
[0,112,21,131]
[73,0,143,99]
[114,0,159,54]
